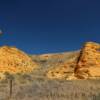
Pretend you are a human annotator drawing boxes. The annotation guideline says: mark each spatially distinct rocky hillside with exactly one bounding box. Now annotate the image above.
[0,41,99,80]
[46,41,100,79]
[75,42,100,79]
[31,51,79,79]
[0,41,100,100]
[0,46,37,79]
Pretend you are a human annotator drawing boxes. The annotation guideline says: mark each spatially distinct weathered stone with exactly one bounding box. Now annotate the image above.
[75,42,100,79]
[47,62,76,79]
[0,46,37,75]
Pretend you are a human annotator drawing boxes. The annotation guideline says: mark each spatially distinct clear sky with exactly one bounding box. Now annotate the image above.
[0,0,100,54]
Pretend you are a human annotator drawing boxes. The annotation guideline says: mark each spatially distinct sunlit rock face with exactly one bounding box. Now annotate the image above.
[0,46,37,75]
[46,52,79,80]
[46,61,77,80]
[75,42,100,79]
[0,41,100,80]
[47,42,100,80]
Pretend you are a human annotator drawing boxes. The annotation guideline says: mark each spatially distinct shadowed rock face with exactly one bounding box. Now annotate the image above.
[0,46,37,77]
[75,42,100,79]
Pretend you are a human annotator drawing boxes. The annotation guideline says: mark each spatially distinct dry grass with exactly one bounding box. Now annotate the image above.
[0,78,100,100]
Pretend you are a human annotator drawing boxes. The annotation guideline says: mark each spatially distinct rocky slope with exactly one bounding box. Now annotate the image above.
[75,42,100,79]
[0,46,37,79]
[46,41,100,79]
[31,51,79,79]
[0,41,99,80]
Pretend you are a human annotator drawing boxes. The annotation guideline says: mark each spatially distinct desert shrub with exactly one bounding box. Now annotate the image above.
[21,74,32,82]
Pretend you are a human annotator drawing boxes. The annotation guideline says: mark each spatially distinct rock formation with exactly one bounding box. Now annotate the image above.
[46,52,78,79]
[0,41,100,80]
[0,46,37,77]
[47,62,75,79]
[46,41,100,79]
[75,42,100,79]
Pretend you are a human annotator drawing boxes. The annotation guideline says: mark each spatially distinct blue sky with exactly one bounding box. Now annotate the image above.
[0,0,100,54]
